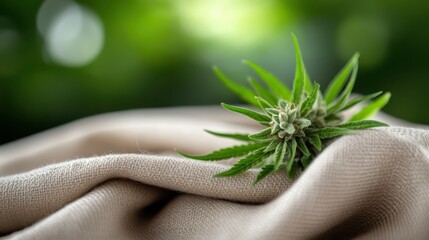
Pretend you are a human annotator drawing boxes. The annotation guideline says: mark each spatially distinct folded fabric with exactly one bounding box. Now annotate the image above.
[0,106,428,239]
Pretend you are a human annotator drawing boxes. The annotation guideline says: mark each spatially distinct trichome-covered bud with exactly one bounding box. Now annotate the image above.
[268,101,311,139]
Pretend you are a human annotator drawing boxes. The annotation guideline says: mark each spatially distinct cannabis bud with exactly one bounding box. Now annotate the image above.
[178,34,390,185]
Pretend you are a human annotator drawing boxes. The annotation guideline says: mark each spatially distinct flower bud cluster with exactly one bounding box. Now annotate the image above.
[267,99,311,140]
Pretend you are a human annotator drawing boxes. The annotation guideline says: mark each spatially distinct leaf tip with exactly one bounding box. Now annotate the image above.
[214,172,228,178]
[175,149,212,160]
[175,149,189,158]
[291,33,302,49]
[353,52,360,59]
[384,91,392,98]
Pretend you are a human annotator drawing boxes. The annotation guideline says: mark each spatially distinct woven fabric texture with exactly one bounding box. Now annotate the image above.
[0,106,428,239]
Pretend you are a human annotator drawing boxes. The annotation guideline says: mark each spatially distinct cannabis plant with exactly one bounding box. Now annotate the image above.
[178,34,390,184]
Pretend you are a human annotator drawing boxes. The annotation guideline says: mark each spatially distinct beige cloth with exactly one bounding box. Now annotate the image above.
[0,106,428,239]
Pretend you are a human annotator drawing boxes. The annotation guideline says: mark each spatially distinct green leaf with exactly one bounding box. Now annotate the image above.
[308,135,322,151]
[316,89,326,109]
[337,120,388,130]
[304,70,312,94]
[349,92,391,121]
[204,129,251,142]
[339,91,383,112]
[297,137,310,156]
[301,83,320,116]
[296,118,311,128]
[273,140,287,170]
[253,164,275,185]
[243,60,292,101]
[249,127,272,141]
[176,142,266,161]
[291,33,307,104]
[264,140,279,153]
[213,66,258,106]
[301,155,313,168]
[286,138,297,178]
[255,96,275,111]
[324,113,343,124]
[277,99,288,109]
[324,53,360,105]
[312,127,355,139]
[221,103,271,122]
[327,61,358,113]
[266,108,280,116]
[259,121,271,127]
[248,77,278,105]
[215,148,267,177]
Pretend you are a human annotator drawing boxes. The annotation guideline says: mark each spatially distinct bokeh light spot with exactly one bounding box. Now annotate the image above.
[173,0,282,46]
[37,0,104,67]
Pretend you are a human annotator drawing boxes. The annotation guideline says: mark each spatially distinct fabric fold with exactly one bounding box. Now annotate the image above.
[1,107,428,239]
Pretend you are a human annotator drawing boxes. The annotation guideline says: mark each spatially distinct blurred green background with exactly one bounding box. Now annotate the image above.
[0,0,428,144]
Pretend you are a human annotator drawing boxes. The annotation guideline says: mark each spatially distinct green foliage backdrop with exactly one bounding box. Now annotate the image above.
[0,0,428,144]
